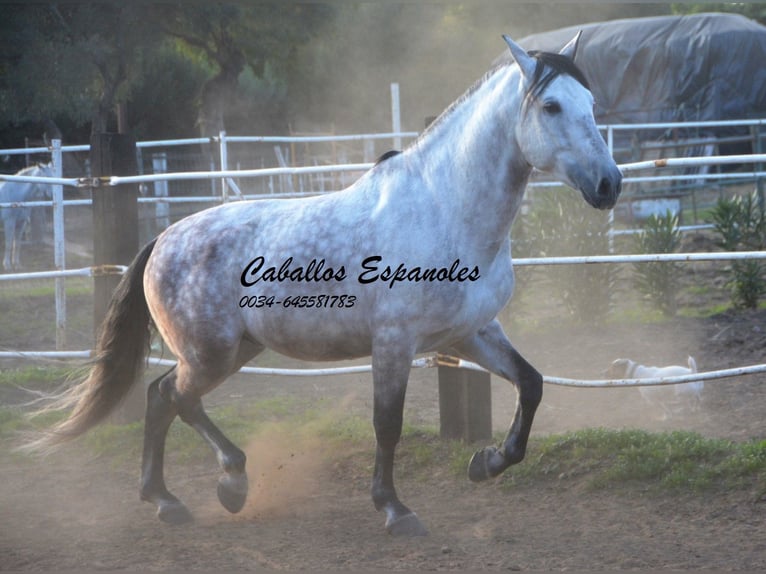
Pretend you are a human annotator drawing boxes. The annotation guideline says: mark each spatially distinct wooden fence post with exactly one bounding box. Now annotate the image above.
[90,132,143,423]
[437,360,492,443]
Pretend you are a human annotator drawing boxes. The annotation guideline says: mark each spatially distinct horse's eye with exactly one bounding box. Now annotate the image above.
[543,101,561,114]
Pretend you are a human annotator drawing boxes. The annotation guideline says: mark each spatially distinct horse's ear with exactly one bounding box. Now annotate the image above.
[559,30,582,61]
[502,34,536,81]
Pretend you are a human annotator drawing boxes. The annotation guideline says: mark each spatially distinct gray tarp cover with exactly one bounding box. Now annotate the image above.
[510,13,766,131]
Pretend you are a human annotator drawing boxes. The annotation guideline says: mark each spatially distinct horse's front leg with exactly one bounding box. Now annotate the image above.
[448,319,543,482]
[3,219,16,271]
[370,338,428,537]
[11,214,27,270]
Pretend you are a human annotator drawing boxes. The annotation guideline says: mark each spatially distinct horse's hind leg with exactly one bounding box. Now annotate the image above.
[141,371,248,521]
[176,395,248,513]
[448,320,543,482]
[140,367,193,524]
[141,341,261,523]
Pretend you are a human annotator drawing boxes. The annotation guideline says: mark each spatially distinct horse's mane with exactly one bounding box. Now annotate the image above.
[526,51,590,100]
[16,163,49,176]
[375,150,402,165]
[414,50,589,144]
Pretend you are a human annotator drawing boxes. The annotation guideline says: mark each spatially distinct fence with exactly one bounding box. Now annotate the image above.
[1,125,766,392]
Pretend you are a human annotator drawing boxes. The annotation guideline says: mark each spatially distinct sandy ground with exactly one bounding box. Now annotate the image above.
[2,303,766,571]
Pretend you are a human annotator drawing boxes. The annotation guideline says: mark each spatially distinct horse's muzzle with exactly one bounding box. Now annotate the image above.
[589,166,622,210]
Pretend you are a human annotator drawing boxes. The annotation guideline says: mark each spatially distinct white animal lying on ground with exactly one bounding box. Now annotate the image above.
[606,357,703,420]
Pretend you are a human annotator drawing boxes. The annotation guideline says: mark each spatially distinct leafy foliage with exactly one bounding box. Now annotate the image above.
[0,3,675,146]
[671,3,766,26]
[0,3,333,141]
[156,3,334,137]
[0,5,164,133]
[522,188,618,324]
[709,191,766,309]
[632,211,682,316]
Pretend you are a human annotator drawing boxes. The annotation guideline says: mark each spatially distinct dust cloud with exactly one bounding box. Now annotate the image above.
[235,393,364,521]
[240,423,331,519]
[287,3,671,136]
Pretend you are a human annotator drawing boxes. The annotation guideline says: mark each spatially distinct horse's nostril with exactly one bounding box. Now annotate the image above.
[598,178,611,197]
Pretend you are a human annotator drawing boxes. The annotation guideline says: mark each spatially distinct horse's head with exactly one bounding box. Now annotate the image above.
[34,163,54,177]
[505,33,622,210]
[32,163,54,199]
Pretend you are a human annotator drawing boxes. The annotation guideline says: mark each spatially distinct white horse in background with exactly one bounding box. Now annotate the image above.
[0,163,54,271]
[30,34,621,536]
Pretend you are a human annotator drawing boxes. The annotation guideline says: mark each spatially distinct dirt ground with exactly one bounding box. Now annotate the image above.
[2,296,766,571]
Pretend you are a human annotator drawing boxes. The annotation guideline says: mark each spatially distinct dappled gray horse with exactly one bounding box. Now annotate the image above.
[33,34,621,536]
[1,164,54,271]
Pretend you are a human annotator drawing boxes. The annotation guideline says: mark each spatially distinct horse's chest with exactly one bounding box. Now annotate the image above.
[416,256,514,349]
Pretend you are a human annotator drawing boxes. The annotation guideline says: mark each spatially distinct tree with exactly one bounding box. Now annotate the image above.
[0,4,163,135]
[671,3,766,26]
[156,3,334,138]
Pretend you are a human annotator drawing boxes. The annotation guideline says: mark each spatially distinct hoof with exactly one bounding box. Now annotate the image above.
[217,472,248,514]
[468,446,506,482]
[157,500,194,525]
[386,512,428,537]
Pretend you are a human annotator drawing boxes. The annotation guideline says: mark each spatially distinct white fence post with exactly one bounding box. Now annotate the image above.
[364,138,375,163]
[51,139,66,350]
[607,125,615,253]
[391,83,401,150]
[152,152,170,231]
[219,130,229,202]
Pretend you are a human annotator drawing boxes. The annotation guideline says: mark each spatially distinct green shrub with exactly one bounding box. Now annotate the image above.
[632,210,682,316]
[709,191,766,309]
[524,188,618,324]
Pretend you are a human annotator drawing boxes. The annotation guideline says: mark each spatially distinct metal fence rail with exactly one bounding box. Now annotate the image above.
[1,127,765,391]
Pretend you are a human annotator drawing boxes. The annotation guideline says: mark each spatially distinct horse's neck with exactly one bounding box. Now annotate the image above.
[3,167,47,201]
[413,65,531,247]
[19,166,38,177]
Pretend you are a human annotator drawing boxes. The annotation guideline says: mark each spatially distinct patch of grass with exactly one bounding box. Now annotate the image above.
[0,365,79,388]
[82,420,145,465]
[685,284,712,296]
[502,428,766,493]
[0,278,93,299]
[447,438,480,477]
[608,306,667,325]
[80,395,375,467]
[5,399,765,498]
[318,411,373,445]
[0,405,71,461]
[0,407,28,439]
[677,301,732,318]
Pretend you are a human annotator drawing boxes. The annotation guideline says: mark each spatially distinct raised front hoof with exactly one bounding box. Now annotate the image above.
[217,472,248,514]
[386,512,428,537]
[468,446,508,482]
[157,500,194,525]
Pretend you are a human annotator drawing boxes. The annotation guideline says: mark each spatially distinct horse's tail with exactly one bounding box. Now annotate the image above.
[24,239,158,452]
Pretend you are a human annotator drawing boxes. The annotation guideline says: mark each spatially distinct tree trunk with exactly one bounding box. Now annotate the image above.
[197,50,246,139]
